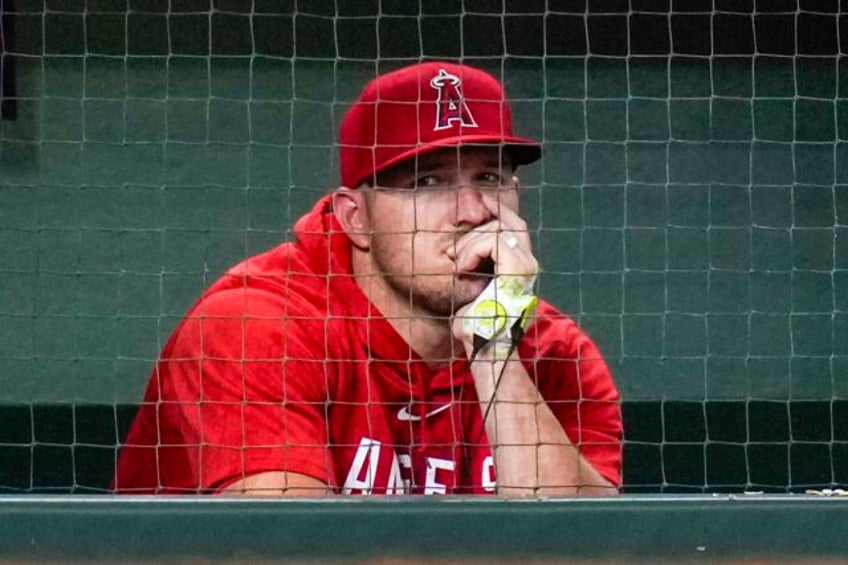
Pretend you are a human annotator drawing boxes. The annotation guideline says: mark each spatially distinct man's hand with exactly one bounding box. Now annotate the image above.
[450,192,538,283]
[451,193,539,359]
[446,195,617,496]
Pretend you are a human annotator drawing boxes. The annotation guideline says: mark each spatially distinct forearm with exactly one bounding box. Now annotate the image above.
[220,471,331,496]
[471,357,618,497]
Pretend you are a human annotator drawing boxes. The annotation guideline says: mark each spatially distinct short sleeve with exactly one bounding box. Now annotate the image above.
[522,307,623,487]
[152,286,335,492]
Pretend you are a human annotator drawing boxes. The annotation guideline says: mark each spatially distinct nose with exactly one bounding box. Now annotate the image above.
[454,184,492,227]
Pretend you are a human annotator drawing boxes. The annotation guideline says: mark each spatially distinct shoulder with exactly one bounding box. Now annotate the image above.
[184,238,338,319]
[525,300,591,351]
[521,300,619,396]
[161,248,334,361]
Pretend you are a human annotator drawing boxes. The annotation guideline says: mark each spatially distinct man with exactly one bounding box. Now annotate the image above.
[113,62,622,496]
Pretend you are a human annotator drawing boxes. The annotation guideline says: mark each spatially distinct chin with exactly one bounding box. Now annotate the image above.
[453,275,491,303]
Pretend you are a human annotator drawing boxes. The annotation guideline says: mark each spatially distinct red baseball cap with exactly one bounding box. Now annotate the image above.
[339,62,542,188]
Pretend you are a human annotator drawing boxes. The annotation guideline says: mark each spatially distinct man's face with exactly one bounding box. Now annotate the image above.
[362,145,520,316]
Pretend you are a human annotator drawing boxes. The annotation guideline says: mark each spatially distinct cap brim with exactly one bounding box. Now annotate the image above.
[361,134,542,187]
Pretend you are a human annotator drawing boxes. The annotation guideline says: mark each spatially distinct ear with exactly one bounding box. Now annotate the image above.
[332,188,371,251]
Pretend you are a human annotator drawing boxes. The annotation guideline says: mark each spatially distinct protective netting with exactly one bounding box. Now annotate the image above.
[0,1,845,493]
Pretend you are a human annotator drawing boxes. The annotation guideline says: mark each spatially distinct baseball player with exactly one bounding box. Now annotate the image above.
[112,62,622,496]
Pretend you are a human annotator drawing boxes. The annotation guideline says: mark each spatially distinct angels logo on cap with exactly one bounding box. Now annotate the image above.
[430,68,478,131]
[338,61,541,188]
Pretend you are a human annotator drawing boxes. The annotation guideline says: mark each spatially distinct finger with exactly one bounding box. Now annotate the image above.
[453,230,497,274]
[479,191,527,232]
[453,221,531,265]
[478,193,532,248]
[455,225,522,260]
[455,230,537,276]
[446,220,497,260]
[451,221,499,261]
[453,221,528,263]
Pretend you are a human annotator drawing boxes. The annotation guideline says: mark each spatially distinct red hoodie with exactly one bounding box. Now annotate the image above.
[112,195,622,494]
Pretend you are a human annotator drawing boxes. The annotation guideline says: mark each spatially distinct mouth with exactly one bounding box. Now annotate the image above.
[473,257,495,277]
[444,237,494,279]
[455,256,495,283]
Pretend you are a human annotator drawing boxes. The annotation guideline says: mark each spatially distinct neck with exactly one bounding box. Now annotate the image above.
[351,250,456,367]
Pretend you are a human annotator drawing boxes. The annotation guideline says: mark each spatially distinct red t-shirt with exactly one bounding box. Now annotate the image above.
[112,195,622,494]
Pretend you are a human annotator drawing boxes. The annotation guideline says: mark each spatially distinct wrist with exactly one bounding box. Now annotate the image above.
[459,275,539,360]
[469,343,518,363]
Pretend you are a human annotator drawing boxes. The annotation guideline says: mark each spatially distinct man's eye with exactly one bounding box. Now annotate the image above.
[413,175,444,190]
[479,172,506,186]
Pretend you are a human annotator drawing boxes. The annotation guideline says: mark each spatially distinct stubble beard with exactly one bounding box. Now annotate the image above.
[370,237,482,318]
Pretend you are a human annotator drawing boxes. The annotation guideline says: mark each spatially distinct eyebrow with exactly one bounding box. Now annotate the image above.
[410,156,513,173]
[374,151,515,186]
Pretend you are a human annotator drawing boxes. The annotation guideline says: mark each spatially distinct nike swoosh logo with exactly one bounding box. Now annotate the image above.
[397,403,451,422]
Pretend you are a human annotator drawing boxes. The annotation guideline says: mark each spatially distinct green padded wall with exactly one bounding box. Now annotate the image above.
[0,1,846,495]
[4,51,844,403]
